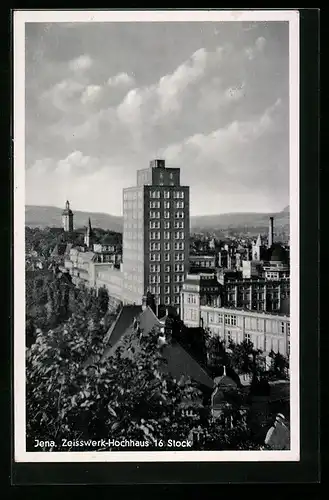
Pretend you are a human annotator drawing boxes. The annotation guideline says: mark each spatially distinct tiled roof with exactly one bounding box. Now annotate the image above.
[101,306,214,390]
[160,343,214,390]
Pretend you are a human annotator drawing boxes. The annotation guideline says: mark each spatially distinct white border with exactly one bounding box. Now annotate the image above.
[14,9,300,463]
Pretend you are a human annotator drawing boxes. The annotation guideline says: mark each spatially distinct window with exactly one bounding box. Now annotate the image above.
[164,221,170,229]
[150,253,160,261]
[165,285,170,294]
[245,332,251,342]
[150,201,160,208]
[150,211,160,219]
[174,285,180,293]
[281,322,285,333]
[164,242,171,251]
[150,264,160,273]
[174,253,184,261]
[149,242,160,251]
[227,331,232,342]
[287,323,290,335]
[174,221,184,229]
[175,201,184,208]
[175,211,184,219]
[174,191,184,199]
[150,231,160,240]
[150,220,160,229]
[287,340,290,355]
[187,294,196,304]
[164,191,170,199]
[165,296,171,305]
[164,231,171,240]
[164,274,170,282]
[150,190,160,199]
[225,314,237,326]
[164,201,170,209]
[175,263,184,272]
[165,253,170,261]
[164,211,170,219]
[149,275,159,284]
[174,295,180,305]
[174,242,184,250]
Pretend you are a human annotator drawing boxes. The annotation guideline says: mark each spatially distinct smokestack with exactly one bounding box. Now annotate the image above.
[268,217,274,248]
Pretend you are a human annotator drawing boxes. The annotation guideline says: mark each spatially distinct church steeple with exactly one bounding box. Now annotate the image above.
[62,200,74,232]
[252,234,262,261]
[84,217,93,249]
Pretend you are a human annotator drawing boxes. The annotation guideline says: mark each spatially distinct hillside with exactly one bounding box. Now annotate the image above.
[25,205,123,233]
[191,208,289,233]
[25,205,289,234]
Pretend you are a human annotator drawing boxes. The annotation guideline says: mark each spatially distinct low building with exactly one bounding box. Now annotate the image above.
[181,276,290,357]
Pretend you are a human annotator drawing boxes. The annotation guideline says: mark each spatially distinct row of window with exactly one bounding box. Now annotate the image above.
[149,201,184,209]
[149,274,184,283]
[148,285,182,294]
[149,211,185,219]
[149,231,185,240]
[149,242,184,250]
[150,253,185,262]
[150,221,184,229]
[150,263,185,273]
[150,191,185,199]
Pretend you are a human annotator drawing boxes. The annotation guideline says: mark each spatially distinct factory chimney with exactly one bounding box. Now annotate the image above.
[268,217,274,248]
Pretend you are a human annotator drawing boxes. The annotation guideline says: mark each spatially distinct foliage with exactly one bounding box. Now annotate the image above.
[26,288,264,452]
[228,340,263,375]
[268,351,289,380]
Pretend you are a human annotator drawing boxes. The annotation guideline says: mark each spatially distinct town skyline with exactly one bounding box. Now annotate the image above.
[25,21,289,217]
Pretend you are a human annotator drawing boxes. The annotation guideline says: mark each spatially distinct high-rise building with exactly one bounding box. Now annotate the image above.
[122,159,190,310]
[62,200,74,232]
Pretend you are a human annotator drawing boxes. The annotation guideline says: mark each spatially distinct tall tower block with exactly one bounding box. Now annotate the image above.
[268,217,274,248]
[122,159,190,311]
[62,200,74,232]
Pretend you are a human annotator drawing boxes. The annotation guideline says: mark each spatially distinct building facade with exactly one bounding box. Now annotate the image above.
[180,274,290,357]
[122,159,190,309]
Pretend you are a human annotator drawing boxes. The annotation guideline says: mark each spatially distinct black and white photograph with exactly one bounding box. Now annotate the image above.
[14,9,300,463]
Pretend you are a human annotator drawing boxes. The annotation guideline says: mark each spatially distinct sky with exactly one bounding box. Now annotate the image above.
[25,21,290,216]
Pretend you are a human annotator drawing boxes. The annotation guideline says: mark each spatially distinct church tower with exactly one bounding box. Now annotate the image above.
[252,234,262,261]
[62,200,74,232]
[84,217,93,249]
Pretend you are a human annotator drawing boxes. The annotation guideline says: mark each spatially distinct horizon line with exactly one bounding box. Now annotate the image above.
[25,203,289,218]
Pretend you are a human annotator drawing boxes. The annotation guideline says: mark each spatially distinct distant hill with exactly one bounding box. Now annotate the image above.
[25,205,289,234]
[25,205,123,233]
[190,207,289,233]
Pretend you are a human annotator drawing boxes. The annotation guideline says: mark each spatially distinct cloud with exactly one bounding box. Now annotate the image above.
[245,36,267,60]
[81,84,102,104]
[69,54,93,71]
[107,72,135,87]
[41,78,85,111]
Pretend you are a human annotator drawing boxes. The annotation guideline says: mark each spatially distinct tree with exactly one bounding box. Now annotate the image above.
[97,287,109,317]
[268,351,289,380]
[206,335,228,374]
[26,313,205,451]
[228,340,263,375]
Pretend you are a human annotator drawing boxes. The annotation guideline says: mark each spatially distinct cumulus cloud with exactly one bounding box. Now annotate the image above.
[107,72,135,87]
[41,78,85,111]
[245,36,267,60]
[81,84,102,104]
[69,54,93,71]
[25,22,289,215]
